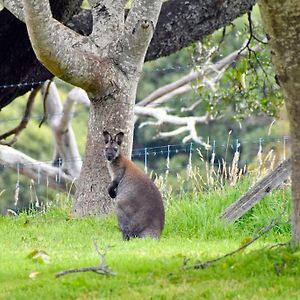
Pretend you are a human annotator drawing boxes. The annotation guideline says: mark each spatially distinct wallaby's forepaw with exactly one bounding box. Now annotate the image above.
[108,186,117,198]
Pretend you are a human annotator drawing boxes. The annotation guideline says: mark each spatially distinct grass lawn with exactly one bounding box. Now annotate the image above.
[0,181,299,300]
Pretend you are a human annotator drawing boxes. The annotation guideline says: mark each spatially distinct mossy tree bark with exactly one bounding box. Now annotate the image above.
[259,0,300,245]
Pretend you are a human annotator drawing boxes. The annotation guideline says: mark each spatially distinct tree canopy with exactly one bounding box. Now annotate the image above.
[0,0,256,109]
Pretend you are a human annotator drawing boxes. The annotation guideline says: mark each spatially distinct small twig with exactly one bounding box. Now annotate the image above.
[237,12,267,56]
[55,241,116,278]
[0,86,40,145]
[268,242,290,250]
[39,80,52,128]
[216,26,226,52]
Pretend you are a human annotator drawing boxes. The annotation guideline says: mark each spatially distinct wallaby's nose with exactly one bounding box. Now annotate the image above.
[107,154,114,161]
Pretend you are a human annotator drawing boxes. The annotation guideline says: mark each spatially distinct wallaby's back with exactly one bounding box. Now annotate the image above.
[115,156,164,239]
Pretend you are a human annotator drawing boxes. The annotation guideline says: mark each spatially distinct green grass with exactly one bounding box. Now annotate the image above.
[0,180,299,300]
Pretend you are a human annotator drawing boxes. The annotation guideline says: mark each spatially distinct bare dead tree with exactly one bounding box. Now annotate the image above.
[0,82,90,194]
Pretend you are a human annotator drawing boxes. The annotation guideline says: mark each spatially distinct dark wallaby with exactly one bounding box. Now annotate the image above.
[103,131,165,240]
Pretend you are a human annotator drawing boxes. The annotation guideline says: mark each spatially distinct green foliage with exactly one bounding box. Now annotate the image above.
[192,8,283,121]
[0,180,296,300]
[135,6,286,162]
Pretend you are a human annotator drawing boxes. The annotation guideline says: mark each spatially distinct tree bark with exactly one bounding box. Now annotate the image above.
[73,82,138,215]
[259,0,300,245]
[0,0,257,108]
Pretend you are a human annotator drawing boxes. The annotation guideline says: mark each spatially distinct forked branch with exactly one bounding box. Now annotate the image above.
[56,241,116,278]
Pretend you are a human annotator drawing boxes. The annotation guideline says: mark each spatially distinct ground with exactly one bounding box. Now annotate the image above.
[0,181,299,300]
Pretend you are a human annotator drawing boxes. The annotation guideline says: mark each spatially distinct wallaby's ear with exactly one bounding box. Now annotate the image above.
[103,131,112,144]
[115,132,124,145]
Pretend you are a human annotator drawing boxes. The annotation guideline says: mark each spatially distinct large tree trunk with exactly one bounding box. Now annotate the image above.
[74,78,139,215]
[259,0,300,245]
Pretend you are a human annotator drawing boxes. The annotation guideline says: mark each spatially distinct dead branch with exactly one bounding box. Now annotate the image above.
[42,81,85,178]
[135,106,210,126]
[181,100,202,112]
[60,87,90,131]
[0,86,40,145]
[221,158,291,222]
[135,106,212,147]
[55,241,116,278]
[137,41,261,109]
[188,212,287,270]
[0,144,75,194]
[148,85,193,108]
[39,80,52,128]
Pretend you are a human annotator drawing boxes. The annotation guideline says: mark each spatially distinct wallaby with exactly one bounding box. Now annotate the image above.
[103,131,165,240]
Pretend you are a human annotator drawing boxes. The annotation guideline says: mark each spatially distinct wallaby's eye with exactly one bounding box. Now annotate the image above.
[113,147,118,151]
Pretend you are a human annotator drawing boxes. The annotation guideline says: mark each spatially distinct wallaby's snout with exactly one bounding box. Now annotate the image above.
[103,131,124,162]
[105,148,117,161]
[106,152,115,162]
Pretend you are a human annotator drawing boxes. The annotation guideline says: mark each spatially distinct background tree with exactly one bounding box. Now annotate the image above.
[259,0,300,245]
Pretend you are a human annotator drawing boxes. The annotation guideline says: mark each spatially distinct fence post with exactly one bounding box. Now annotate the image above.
[166,145,170,176]
[211,140,216,165]
[187,142,193,177]
[257,138,263,178]
[144,147,148,173]
[14,163,20,207]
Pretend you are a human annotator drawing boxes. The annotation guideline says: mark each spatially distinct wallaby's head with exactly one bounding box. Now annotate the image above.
[103,131,124,162]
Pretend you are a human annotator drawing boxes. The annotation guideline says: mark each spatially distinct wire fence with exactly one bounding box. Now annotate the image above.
[0,135,290,172]
[0,58,236,90]
[0,133,291,214]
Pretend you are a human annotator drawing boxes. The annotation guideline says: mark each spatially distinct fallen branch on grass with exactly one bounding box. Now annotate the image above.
[55,241,116,278]
[221,158,291,222]
[186,213,288,270]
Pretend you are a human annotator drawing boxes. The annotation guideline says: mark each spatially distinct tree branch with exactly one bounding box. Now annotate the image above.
[0,145,75,194]
[0,86,40,145]
[55,240,116,278]
[42,81,84,178]
[135,106,212,147]
[121,0,162,70]
[138,40,259,108]
[2,0,24,21]
[21,0,115,95]
[187,213,287,270]
[135,106,210,126]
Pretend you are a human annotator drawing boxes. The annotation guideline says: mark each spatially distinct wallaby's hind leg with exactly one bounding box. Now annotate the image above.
[116,207,135,240]
[138,229,161,239]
